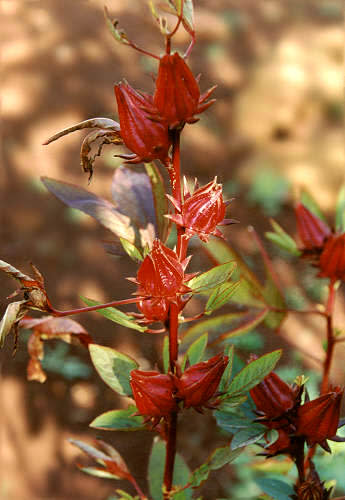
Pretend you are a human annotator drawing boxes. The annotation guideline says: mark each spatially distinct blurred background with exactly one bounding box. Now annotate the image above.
[1,0,345,498]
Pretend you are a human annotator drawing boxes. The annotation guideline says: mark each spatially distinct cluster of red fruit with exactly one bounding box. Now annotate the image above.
[130,352,228,423]
[250,367,344,456]
[295,203,345,282]
[114,52,216,164]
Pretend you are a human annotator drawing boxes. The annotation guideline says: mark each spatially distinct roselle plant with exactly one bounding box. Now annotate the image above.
[1,1,345,499]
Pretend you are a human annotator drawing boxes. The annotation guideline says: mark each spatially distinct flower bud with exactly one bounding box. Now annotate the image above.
[295,203,331,251]
[137,297,169,323]
[168,178,228,242]
[318,234,345,282]
[136,240,185,299]
[154,52,216,129]
[175,353,228,409]
[130,369,177,417]
[250,371,299,423]
[296,387,343,446]
[114,82,171,163]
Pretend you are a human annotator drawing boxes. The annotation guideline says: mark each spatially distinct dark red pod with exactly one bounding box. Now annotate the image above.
[264,429,291,457]
[296,386,343,446]
[137,297,170,323]
[250,371,299,422]
[130,369,177,417]
[136,240,185,299]
[318,233,345,282]
[154,52,216,129]
[114,82,171,163]
[167,178,229,242]
[175,353,228,409]
[295,203,331,251]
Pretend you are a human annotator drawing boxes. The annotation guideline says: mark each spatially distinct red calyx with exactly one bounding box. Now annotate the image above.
[154,52,216,129]
[130,369,177,418]
[295,203,331,251]
[136,240,188,300]
[137,297,170,323]
[296,386,343,446]
[114,82,171,164]
[318,233,345,282]
[167,177,235,243]
[175,353,228,410]
[250,371,300,423]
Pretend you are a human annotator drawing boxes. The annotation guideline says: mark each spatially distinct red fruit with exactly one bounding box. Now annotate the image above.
[175,353,228,409]
[137,297,169,323]
[130,370,177,417]
[264,429,291,457]
[297,387,343,446]
[295,203,331,251]
[250,371,299,422]
[168,178,229,242]
[114,82,171,163]
[136,240,185,299]
[154,52,216,129]
[318,233,345,282]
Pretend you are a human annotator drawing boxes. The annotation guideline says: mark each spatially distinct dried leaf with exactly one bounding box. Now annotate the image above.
[0,301,27,347]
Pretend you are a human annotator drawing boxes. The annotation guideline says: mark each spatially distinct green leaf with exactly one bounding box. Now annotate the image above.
[148,439,192,500]
[215,410,254,434]
[181,312,248,348]
[145,163,170,243]
[162,335,169,373]
[202,239,264,308]
[265,219,301,256]
[212,308,268,345]
[218,345,234,392]
[188,262,236,293]
[230,426,265,450]
[205,281,241,314]
[300,188,327,222]
[189,445,243,488]
[89,344,138,396]
[79,466,120,480]
[119,238,143,262]
[335,185,345,232]
[90,406,144,431]
[226,350,282,397]
[81,296,146,332]
[114,491,139,500]
[104,7,130,45]
[255,477,295,500]
[182,333,208,371]
[172,0,195,35]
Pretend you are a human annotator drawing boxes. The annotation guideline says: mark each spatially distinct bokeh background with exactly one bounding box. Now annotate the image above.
[1,0,345,499]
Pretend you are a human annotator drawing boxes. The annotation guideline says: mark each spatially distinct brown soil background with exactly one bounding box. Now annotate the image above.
[1,1,345,499]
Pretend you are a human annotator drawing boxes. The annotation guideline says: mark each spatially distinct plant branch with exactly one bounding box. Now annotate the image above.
[321,279,336,393]
[51,297,141,317]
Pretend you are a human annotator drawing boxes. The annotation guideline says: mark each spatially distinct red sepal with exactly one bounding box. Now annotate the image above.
[130,369,177,417]
[295,203,331,251]
[318,234,345,282]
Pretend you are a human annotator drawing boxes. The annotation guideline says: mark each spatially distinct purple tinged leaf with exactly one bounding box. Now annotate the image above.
[41,176,135,242]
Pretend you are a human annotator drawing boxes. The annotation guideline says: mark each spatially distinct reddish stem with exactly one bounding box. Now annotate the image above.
[51,297,141,317]
[163,129,185,499]
[321,279,336,394]
[130,476,148,500]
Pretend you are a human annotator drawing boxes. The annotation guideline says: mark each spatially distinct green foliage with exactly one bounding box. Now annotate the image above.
[226,350,282,397]
[89,344,138,396]
[247,168,289,216]
[265,219,301,256]
[81,296,147,332]
[205,281,241,315]
[181,332,208,371]
[188,445,243,488]
[300,188,327,222]
[230,426,266,450]
[119,238,143,262]
[145,163,170,243]
[255,477,295,500]
[148,439,192,500]
[42,343,92,380]
[335,185,345,232]
[187,262,236,293]
[90,406,144,431]
[218,345,234,392]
